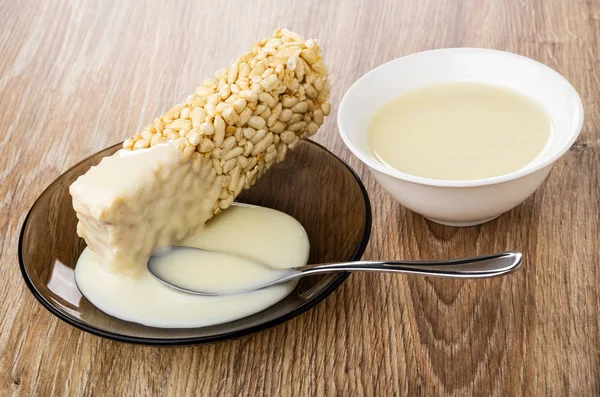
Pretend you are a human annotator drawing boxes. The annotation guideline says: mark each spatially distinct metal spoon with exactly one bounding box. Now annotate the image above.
[148,247,522,296]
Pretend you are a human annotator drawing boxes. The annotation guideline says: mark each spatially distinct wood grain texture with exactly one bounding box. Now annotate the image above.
[1,0,598,395]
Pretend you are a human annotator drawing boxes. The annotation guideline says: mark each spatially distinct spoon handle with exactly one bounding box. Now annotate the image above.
[285,251,522,281]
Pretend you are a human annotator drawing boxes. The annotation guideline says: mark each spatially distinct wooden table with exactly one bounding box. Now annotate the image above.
[1,0,598,395]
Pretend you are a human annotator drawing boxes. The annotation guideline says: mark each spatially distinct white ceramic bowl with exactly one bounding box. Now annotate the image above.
[338,48,583,226]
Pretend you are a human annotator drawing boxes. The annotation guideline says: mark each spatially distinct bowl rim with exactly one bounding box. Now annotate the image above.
[18,140,372,346]
[338,47,585,188]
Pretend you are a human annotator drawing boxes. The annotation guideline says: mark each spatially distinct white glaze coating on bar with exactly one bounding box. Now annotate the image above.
[70,140,222,276]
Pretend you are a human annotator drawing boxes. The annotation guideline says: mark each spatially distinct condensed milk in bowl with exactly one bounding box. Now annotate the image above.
[338,48,583,226]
